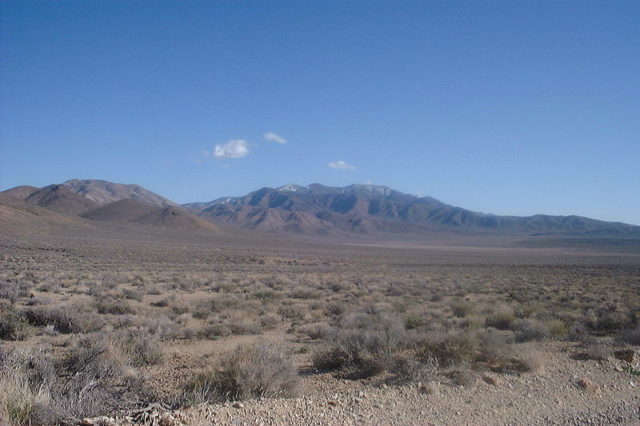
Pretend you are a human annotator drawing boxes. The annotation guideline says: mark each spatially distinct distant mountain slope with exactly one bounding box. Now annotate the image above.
[82,199,217,231]
[2,185,40,200]
[184,183,640,237]
[63,179,176,207]
[0,192,93,233]
[25,185,99,215]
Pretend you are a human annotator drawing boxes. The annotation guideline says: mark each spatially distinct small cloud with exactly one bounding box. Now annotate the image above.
[214,139,249,159]
[328,160,355,170]
[264,132,287,144]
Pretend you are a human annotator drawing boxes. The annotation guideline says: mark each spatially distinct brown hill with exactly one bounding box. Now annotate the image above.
[2,185,40,200]
[0,192,92,233]
[63,179,175,207]
[82,199,217,232]
[25,185,98,215]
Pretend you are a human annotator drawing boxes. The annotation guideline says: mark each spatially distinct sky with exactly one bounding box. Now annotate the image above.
[1,1,639,225]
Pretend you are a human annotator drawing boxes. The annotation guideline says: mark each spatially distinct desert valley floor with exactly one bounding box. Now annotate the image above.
[1,224,639,425]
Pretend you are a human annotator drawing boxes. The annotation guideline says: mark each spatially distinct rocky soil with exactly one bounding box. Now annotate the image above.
[83,342,640,426]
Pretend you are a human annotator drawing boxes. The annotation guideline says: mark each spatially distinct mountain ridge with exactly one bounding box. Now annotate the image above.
[183,183,640,237]
[3,180,638,238]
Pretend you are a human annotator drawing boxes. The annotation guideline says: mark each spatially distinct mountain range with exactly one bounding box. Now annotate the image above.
[2,179,639,239]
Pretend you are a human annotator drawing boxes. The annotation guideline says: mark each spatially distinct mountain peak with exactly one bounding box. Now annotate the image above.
[276,184,308,193]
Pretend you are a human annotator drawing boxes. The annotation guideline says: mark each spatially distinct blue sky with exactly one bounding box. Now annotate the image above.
[1,1,639,224]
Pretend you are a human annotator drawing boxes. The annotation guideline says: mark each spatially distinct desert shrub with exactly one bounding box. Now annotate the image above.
[139,316,177,339]
[301,322,331,340]
[0,367,53,425]
[227,318,262,335]
[416,333,477,367]
[404,313,426,330]
[511,345,544,372]
[183,343,299,403]
[172,302,190,315]
[192,308,211,320]
[290,287,318,299]
[116,328,163,366]
[448,368,477,387]
[485,311,516,330]
[0,342,142,425]
[325,302,346,317]
[121,289,143,302]
[581,343,613,361]
[546,319,569,339]
[278,305,306,321]
[513,305,536,319]
[21,307,78,334]
[389,354,438,385]
[588,309,631,334]
[512,319,550,342]
[96,299,135,315]
[451,302,473,318]
[258,313,280,330]
[198,323,231,339]
[0,282,19,303]
[312,314,407,379]
[476,330,513,366]
[619,326,640,346]
[0,312,31,341]
[253,289,279,303]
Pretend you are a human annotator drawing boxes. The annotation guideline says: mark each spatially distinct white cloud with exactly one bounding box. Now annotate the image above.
[328,160,355,170]
[264,132,287,144]
[213,139,249,159]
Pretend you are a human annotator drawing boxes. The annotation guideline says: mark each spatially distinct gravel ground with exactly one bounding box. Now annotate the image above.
[85,342,640,426]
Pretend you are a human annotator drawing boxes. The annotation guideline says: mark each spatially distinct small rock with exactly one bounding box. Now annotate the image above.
[327,400,338,406]
[232,402,244,409]
[614,350,637,364]
[577,377,596,391]
[482,375,502,386]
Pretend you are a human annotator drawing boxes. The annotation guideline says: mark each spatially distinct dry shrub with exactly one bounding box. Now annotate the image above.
[0,312,31,341]
[300,322,331,340]
[511,345,544,372]
[580,343,613,361]
[546,319,569,339]
[476,330,513,366]
[448,368,477,387]
[451,302,473,318]
[512,319,550,342]
[116,328,164,366]
[21,307,78,334]
[312,314,407,379]
[485,311,516,330]
[183,343,299,403]
[0,369,52,425]
[416,333,477,367]
[619,326,640,346]
[96,299,135,315]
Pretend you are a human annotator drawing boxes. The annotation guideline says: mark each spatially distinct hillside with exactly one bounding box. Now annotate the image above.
[25,184,99,215]
[63,179,176,207]
[185,184,640,237]
[82,199,217,232]
[1,185,40,200]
